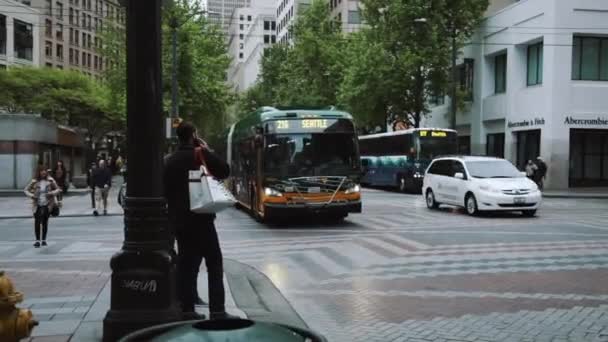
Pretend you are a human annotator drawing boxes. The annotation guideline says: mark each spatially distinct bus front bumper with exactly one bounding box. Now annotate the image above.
[264,201,362,217]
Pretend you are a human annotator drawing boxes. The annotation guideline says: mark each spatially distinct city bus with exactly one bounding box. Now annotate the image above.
[226,106,362,222]
[359,128,458,192]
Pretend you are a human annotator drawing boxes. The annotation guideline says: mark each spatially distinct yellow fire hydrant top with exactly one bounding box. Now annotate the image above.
[0,271,38,342]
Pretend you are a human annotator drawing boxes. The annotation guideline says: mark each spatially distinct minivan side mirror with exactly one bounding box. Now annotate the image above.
[454,172,465,180]
[519,171,527,177]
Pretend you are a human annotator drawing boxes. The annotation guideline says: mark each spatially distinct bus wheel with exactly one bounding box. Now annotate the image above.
[251,193,265,223]
[398,176,407,193]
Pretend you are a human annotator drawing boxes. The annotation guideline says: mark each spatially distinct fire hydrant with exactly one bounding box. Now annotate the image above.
[0,271,38,341]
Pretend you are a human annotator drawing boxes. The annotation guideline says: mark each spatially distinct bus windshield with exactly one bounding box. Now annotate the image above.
[417,135,458,160]
[265,133,359,177]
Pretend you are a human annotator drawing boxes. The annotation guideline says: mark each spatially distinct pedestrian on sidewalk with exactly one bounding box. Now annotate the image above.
[52,160,68,201]
[86,162,97,209]
[525,160,537,181]
[535,156,548,190]
[24,166,61,248]
[92,160,112,216]
[163,121,236,321]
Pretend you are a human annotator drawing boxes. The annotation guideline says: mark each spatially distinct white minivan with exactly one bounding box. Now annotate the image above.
[422,156,542,216]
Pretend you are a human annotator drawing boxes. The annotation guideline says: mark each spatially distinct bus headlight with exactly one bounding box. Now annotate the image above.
[345,184,361,194]
[264,187,283,197]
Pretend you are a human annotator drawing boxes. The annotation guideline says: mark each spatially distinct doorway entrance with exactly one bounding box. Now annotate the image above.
[515,129,541,171]
[569,129,608,187]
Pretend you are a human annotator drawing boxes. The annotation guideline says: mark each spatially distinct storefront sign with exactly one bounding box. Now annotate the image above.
[564,116,608,126]
[507,117,545,128]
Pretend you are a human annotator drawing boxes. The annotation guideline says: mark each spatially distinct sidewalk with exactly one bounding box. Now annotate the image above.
[543,187,608,199]
[20,259,307,341]
[0,178,124,219]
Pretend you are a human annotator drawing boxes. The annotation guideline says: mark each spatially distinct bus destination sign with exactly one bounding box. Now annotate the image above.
[266,118,354,133]
[419,130,447,137]
[275,119,329,130]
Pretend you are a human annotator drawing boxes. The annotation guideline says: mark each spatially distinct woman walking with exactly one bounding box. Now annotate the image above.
[52,160,68,201]
[24,166,61,248]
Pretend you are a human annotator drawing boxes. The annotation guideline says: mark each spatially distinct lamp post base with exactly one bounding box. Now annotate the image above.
[102,198,182,341]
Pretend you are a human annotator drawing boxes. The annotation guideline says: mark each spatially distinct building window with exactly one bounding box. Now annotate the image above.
[271,21,276,30]
[264,21,270,30]
[13,19,33,61]
[57,65,63,69]
[0,15,5,56]
[240,14,244,21]
[271,35,276,44]
[45,41,53,57]
[239,33,243,40]
[458,58,474,101]
[75,10,79,27]
[264,34,270,44]
[94,55,98,69]
[429,92,445,106]
[486,133,505,158]
[56,44,63,61]
[56,23,63,41]
[239,52,243,59]
[75,50,79,65]
[348,10,361,24]
[240,24,244,30]
[527,42,543,86]
[82,51,86,66]
[239,43,243,49]
[494,53,507,94]
[45,19,53,38]
[56,2,63,20]
[45,0,52,15]
[69,8,74,24]
[247,15,252,21]
[82,14,86,28]
[69,48,73,63]
[572,36,608,81]
[69,28,74,43]
[87,53,91,68]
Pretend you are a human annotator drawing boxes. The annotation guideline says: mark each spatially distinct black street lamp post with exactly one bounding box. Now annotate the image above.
[102,0,181,340]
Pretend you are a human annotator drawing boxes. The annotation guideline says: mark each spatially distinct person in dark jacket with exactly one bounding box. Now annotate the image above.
[163,122,234,321]
[92,160,112,216]
[52,160,68,201]
[86,162,97,208]
[535,156,548,190]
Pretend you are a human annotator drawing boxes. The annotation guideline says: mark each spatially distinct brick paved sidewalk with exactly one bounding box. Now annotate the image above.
[0,178,123,219]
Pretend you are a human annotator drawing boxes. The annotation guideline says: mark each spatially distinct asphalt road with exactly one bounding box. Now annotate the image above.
[2,188,608,341]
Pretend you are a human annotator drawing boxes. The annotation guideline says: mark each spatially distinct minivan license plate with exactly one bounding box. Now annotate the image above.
[514,197,526,204]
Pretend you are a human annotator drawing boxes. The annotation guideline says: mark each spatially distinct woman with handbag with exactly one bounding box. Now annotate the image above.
[24,166,61,248]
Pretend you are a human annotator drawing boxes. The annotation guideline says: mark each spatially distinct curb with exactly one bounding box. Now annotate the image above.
[0,213,123,220]
[542,194,608,199]
[224,258,309,330]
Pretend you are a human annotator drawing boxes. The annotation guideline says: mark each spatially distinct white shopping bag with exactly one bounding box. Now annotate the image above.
[189,167,236,214]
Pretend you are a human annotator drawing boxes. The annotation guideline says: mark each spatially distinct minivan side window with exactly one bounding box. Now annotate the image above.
[427,161,441,174]
[430,160,452,176]
[452,161,467,179]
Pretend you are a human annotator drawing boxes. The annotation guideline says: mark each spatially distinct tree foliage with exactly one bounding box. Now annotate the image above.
[246,0,488,131]
[97,0,233,136]
[238,0,345,113]
[0,67,116,137]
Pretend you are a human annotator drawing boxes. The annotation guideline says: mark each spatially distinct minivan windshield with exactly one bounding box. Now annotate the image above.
[465,160,523,179]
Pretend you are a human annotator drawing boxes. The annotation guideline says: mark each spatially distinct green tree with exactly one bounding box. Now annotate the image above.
[97,0,233,136]
[276,0,345,106]
[246,0,345,109]
[340,0,488,129]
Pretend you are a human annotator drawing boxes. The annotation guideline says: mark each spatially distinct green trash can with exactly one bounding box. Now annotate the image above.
[119,319,328,342]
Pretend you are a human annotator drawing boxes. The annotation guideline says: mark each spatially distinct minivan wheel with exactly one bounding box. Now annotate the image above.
[426,190,439,209]
[465,194,478,216]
